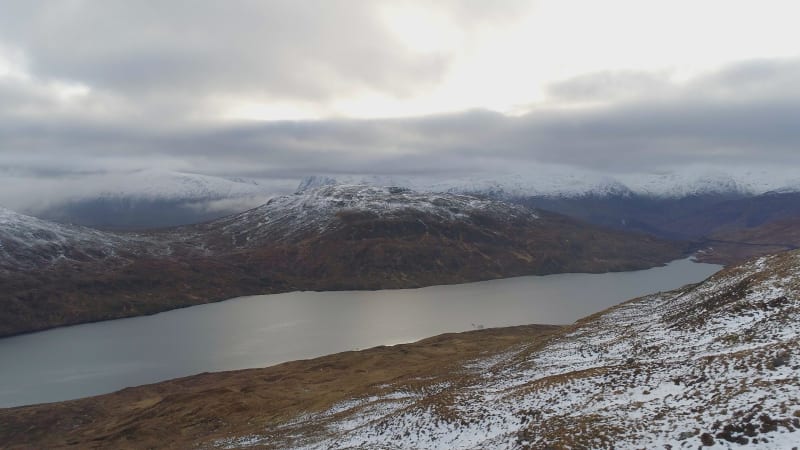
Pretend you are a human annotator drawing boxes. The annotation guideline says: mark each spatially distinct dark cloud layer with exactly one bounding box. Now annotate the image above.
[0,2,799,209]
[3,58,800,179]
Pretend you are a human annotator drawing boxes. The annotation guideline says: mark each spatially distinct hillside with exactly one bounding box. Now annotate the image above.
[0,186,689,337]
[2,247,798,448]
[251,249,800,449]
[295,173,800,242]
[695,217,800,265]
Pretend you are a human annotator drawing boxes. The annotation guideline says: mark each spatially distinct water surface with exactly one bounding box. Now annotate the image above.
[0,258,720,407]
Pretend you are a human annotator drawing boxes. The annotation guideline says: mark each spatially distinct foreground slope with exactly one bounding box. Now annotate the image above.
[2,250,799,449]
[0,186,687,337]
[263,250,800,449]
[0,326,563,449]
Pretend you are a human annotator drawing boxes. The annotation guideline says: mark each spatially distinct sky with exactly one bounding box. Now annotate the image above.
[1,0,800,208]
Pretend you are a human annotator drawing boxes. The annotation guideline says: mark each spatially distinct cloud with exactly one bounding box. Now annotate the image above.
[0,0,516,116]
[545,71,674,104]
[2,58,800,180]
[0,2,799,211]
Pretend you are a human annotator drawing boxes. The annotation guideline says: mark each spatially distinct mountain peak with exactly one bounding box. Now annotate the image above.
[207,184,540,245]
[295,175,339,193]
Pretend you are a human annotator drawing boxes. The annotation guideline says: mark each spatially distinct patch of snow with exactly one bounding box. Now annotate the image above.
[0,206,163,271]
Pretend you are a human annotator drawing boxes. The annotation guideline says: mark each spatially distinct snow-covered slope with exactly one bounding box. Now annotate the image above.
[618,169,763,198]
[296,171,634,199]
[247,250,800,449]
[0,207,158,271]
[1,169,288,210]
[427,173,634,199]
[205,184,539,246]
[0,186,537,270]
[297,166,800,200]
[0,169,296,228]
[83,169,271,202]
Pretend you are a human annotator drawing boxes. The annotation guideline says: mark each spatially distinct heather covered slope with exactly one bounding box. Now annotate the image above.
[0,186,688,337]
[2,249,799,448]
[265,250,800,449]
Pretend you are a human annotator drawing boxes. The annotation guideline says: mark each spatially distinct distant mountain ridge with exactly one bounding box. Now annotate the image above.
[292,169,800,242]
[296,167,800,200]
[5,169,291,229]
[7,167,800,230]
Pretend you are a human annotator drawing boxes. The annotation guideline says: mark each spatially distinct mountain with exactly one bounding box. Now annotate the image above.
[514,191,800,241]
[3,243,799,449]
[296,172,636,200]
[0,185,689,337]
[297,167,800,200]
[10,167,800,231]
[15,169,291,229]
[0,206,139,271]
[295,170,800,241]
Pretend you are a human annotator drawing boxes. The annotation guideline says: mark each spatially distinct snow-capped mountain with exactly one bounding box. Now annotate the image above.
[624,171,748,197]
[296,166,800,200]
[293,168,800,240]
[6,166,800,230]
[618,168,770,198]
[205,184,539,246]
[0,206,160,272]
[0,169,294,229]
[0,186,688,337]
[247,249,800,449]
[81,169,273,202]
[295,171,635,199]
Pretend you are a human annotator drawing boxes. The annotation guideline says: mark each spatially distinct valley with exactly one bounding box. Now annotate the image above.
[0,258,718,408]
[2,246,797,449]
[3,4,800,448]
[0,185,691,337]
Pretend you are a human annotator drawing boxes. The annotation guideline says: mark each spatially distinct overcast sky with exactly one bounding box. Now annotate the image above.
[1,0,800,206]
